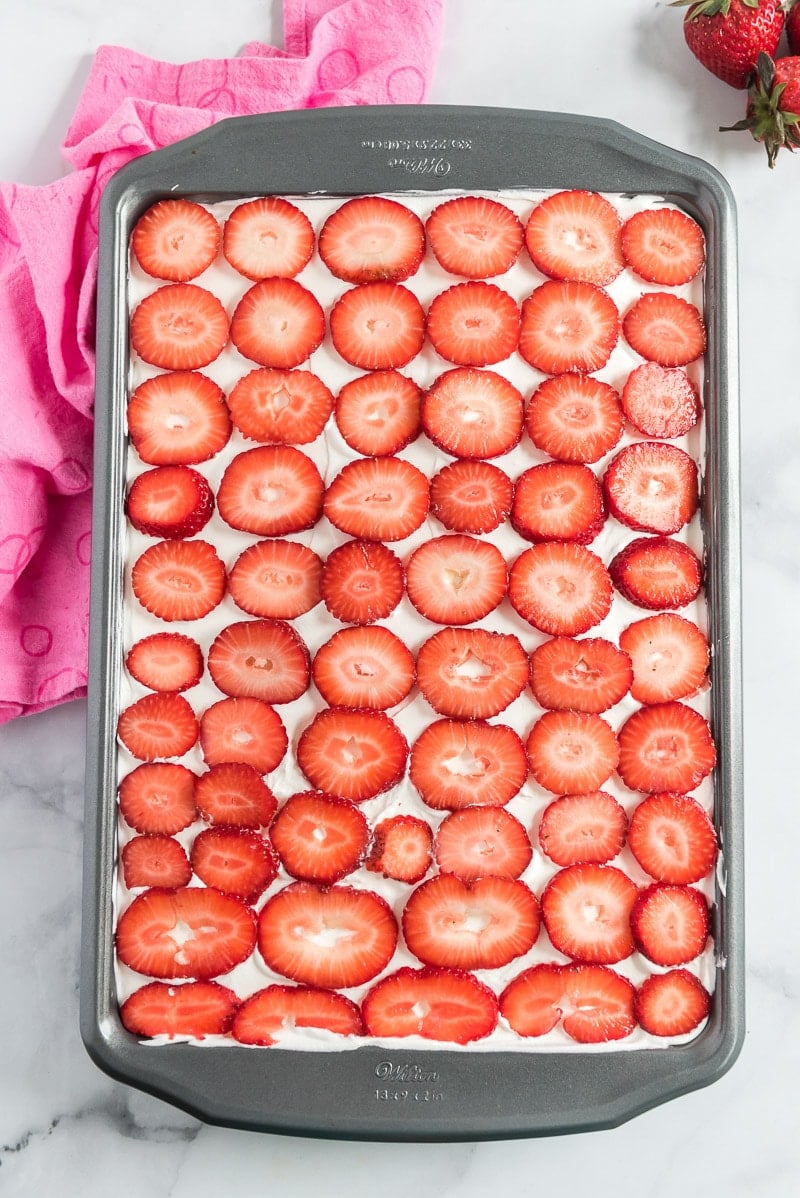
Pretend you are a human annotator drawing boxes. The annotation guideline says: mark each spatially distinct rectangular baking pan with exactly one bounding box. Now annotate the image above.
[82,105,744,1140]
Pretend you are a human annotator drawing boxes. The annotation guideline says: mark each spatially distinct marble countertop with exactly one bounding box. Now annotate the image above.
[1,0,797,1193]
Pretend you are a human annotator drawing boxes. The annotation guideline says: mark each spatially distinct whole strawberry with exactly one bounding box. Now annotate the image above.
[674,0,785,89]
[788,1,800,53]
[724,51,800,166]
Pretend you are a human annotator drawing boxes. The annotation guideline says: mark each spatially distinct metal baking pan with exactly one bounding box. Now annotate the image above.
[81,105,743,1140]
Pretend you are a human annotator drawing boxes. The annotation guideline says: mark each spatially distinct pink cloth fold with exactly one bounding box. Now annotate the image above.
[0,0,445,724]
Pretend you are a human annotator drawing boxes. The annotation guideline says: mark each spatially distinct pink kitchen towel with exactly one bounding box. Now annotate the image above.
[0,0,445,725]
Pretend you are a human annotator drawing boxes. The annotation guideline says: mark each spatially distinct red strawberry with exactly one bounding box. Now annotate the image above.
[117,693,199,761]
[530,636,633,713]
[194,762,277,828]
[790,0,800,50]
[126,632,203,693]
[410,718,528,811]
[131,199,220,282]
[628,792,718,883]
[635,968,711,1037]
[526,710,619,795]
[118,762,198,835]
[362,966,499,1044]
[500,963,636,1043]
[222,196,314,280]
[126,371,231,466]
[217,445,324,536]
[538,791,628,866]
[426,281,519,366]
[610,536,703,610]
[519,280,619,374]
[232,985,363,1046]
[405,534,507,625]
[426,195,523,278]
[296,708,408,802]
[207,619,310,704]
[525,373,624,464]
[120,980,238,1039]
[311,625,415,710]
[524,190,624,285]
[329,282,425,370]
[422,368,524,459]
[511,462,607,545]
[270,791,370,884]
[199,697,288,775]
[621,208,705,286]
[319,539,404,624]
[126,465,214,539]
[622,292,706,367]
[323,456,429,542]
[402,874,540,970]
[131,539,226,622]
[508,543,613,636]
[617,701,717,793]
[365,815,433,884]
[228,540,322,621]
[434,806,532,881]
[497,962,565,1037]
[620,612,710,703]
[604,442,699,535]
[429,460,513,534]
[677,0,784,89]
[190,826,279,901]
[121,834,192,889]
[630,883,710,965]
[227,368,334,445]
[130,284,228,371]
[318,196,425,283]
[334,370,422,457]
[541,863,637,963]
[116,887,257,979]
[416,627,529,719]
[732,51,800,167]
[257,882,398,988]
[620,362,701,439]
[230,278,325,369]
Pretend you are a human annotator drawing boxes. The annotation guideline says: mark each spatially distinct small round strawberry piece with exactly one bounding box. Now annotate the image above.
[635,968,711,1038]
[538,791,628,867]
[511,462,606,545]
[319,196,425,283]
[194,761,278,828]
[426,195,524,278]
[126,632,203,694]
[232,985,364,1046]
[541,863,637,964]
[116,887,257,980]
[620,362,701,440]
[121,834,192,889]
[222,196,315,280]
[410,718,528,811]
[126,465,214,539]
[530,636,633,714]
[312,625,415,710]
[434,806,532,882]
[228,540,323,621]
[270,790,370,884]
[207,619,310,705]
[323,456,429,542]
[427,281,519,366]
[319,539,404,625]
[628,791,718,884]
[362,966,499,1044]
[118,762,198,835]
[130,284,229,371]
[405,534,507,625]
[217,445,324,537]
[617,701,716,793]
[501,963,636,1043]
[524,190,624,285]
[199,697,288,775]
[190,826,279,901]
[422,368,524,459]
[526,710,619,795]
[117,693,199,761]
[519,280,619,374]
[525,373,624,464]
[365,815,433,884]
[416,627,529,720]
[610,536,703,610]
[296,708,408,803]
[621,207,705,286]
[429,460,513,534]
[230,278,325,369]
[620,612,710,704]
[131,539,226,622]
[334,370,422,457]
[630,883,710,966]
[227,367,334,445]
[329,281,425,370]
[508,543,613,636]
[623,292,706,367]
[132,199,220,282]
[126,371,231,466]
[603,442,699,535]
[120,980,239,1040]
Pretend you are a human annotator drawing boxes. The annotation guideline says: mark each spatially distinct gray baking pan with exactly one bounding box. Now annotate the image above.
[82,105,743,1140]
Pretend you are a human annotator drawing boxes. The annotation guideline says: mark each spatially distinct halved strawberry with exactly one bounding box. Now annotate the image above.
[426,195,523,278]
[609,536,703,610]
[525,373,624,464]
[222,196,314,280]
[617,701,716,793]
[116,887,257,979]
[257,881,398,989]
[270,790,370,884]
[120,980,238,1039]
[630,883,710,966]
[318,196,425,283]
[410,718,528,810]
[622,292,706,367]
[508,543,612,636]
[207,619,310,704]
[126,371,231,466]
[228,540,323,620]
[541,863,637,964]
[319,539,404,625]
[634,968,710,1037]
[323,456,429,542]
[500,962,636,1043]
[329,282,425,369]
[524,190,624,285]
[405,534,507,625]
[621,362,701,440]
[362,966,499,1044]
[526,710,619,795]
[190,826,279,901]
[232,985,363,1046]
[620,612,709,704]
[519,280,619,374]
[227,368,334,444]
[628,792,717,884]
[199,697,288,775]
[117,693,199,761]
[296,708,408,802]
[416,627,529,719]
[126,632,203,693]
[511,462,606,544]
[130,284,228,371]
[402,874,540,970]
[538,791,628,866]
[126,465,214,539]
[230,278,325,368]
[422,368,524,459]
[603,442,699,535]
[427,281,519,366]
[121,834,192,889]
[131,199,220,282]
[434,806,532,881]
[621,208,705,287]
[429,460,513,533]
[194,761,278,828]
[131,539,226,622]
[530,636,633,714]
[217,445,324,536]
[334,370,422,457]
[311,625,415,710]
[365,815,433,884]
[118,762,198,835]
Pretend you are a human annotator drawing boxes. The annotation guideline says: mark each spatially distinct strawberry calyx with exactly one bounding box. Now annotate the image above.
[726,51,800,167]
[671,0,758,18]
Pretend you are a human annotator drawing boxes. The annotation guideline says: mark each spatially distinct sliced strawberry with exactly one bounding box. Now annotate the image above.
[207,619,310,704]
[526,710,619,795]
[538,791,628,867]
[318,196,425,283]
[365,815,433,884]
[126,371,231,466]
[429,460,513,534]
[319,540,404,624]
[296,708,408,802]
[519,280,619,374]
[530,636,633,713]
[620,612,709,704]
[433,806,532,881]
[270,790,370,884]
[622,292,706,367]
[126,465,214,539]
[402,874,540,970]
[603,442,699,535]
[222,196,314,280]
[498,962,565,1037]
[118,762,198,835]
[524,190,624,285]
[121,834,192,889]
[199,697,288,775]
[524,373,624,464]
[405,534,507,625]
[634,968,710,1037]
[131,539,226,622]
[329,282,425,370]
[131,199,220,282]
[541,863,637,964]
[227,368,334,445]
[217,445,324,536]
[232,985,363,1046]
[422,367,524,459]
[362,966,498,1044]
[617,701,716,793]
[120,980,238,1039]
[323,456,429,542]
[190,826,279,901]
[116,887,257,979]
[230,278,325,368]
[621,362,701,440]
[126,633,203,693]
[628,792,717,884]
[508,543,612,636]
[511,462,606,545]
[334,370,422,457]
[130,284,228,371]
[312,625,415,710]
[610,536,703,611]
[621,208,705,287]
[228,540,323,620]
[426,195,523,278]
[410,718,528,811]
[257,881,398,988]
[416,627,529,720]
[426,281,519,366]
[194,761,277,828]
[500,963,636,1043]
[117,693,199,761]
[630,883,709,966]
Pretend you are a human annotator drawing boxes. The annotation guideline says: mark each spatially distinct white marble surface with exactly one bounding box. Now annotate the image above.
[0,0,797,1192]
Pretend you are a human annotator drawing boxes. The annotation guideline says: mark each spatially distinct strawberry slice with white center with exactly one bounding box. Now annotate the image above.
[329,281,425,370]
[541,863,637,964]
[118,762,198,835]
[190,826,279,902]
[526,710,619,795]
[227,367,334,445]
[500,962,636,1043]
[230,278,325,368]
[511,462,606,545]
[628,791,717,884]
[217,445,324,536]
[312,625,415,710]
[127,371,231,466]
[410,718,528,810]
[232,985,364,1046]
[131,539,226,623]
[270,790,370,884]
[207,619,310,704]
[323,456,429,542]
[121,834,192,889]
[426,195,523,278]
[199,697,288,775]
[530,636,633,713]
[617,701,716,793]
[222,197,315,280]
[508,543,612,636]
[116,887,257,979]
[405,534,507,625]
[620,612,709,704]
[416,627,529,720]
[604,442,699,535]
[630,883,710,966]
[194,762,277,828]
[319,196,425,283]
[429,460,513,534]
[519,280,619,374]
[621,208,705,287]
[117,693,199,761]
[120,980,239,1040]
[126,465,214,539]
[524,373,624,464]
[362,966,499,1044]
[125,632,203,693]
[296,708,408,802]
[334,370,422,457]
[433,806,532,882]
[622,292,706,367]
[319,540,404,625]
[621,362,701,440]
[365,815,433,884]
[610,536,703,611]
[131,199,221,282]
[427,281,520,366]
[634,968,710,1038]
[537,791,628,867]
[524,190,624,285]
[130,284,229,371]
[422,367,524,459]
[228,540,323,621]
